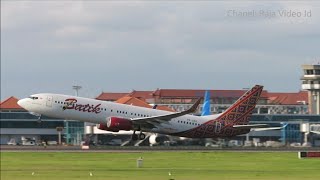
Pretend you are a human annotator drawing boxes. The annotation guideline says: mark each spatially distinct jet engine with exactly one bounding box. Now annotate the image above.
[97,117,133,132]
[149,134,169,145]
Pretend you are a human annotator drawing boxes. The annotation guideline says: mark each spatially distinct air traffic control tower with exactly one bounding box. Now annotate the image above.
[301,64,320,114]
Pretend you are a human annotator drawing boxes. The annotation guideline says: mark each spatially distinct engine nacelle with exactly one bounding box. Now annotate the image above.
[149,134,160,145]
[149,134,171,145]
[97,117,133,132]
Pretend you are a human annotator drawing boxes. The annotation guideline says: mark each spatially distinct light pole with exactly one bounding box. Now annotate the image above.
[56,127,63,145]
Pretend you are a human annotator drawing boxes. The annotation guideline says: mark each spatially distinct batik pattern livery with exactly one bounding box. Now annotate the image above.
[171,85,263,138]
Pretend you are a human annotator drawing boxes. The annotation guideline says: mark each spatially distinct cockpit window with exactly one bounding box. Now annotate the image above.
[29,96,39,100]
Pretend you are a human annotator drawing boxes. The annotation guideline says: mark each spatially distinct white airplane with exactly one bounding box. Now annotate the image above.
[18,85,279,141]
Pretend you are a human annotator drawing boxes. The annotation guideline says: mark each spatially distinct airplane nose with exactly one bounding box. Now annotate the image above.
[17,99,26,108]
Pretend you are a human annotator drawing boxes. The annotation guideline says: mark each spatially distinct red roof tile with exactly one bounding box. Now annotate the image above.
[156,105,175,112]
[115,96,175,111]
[116,97,152,108]
[0,96,23,109]
[96,92,129,101]
[97,91,154,102]
[267,91,308,105]
[152,89,269,99]
[128,90,154,101]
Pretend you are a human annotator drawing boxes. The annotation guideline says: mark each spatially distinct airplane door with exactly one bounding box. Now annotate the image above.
[46,96,53,107]
[215,122,221,133]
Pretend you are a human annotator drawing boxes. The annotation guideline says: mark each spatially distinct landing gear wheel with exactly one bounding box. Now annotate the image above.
[139,133,146,140]
[132,134,138,141]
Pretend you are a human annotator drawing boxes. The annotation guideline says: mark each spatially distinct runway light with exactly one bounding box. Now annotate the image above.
[32,172,35,175]
[89,172,93,176]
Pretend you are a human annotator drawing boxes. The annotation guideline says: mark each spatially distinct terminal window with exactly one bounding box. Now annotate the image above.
[306,70,314,75]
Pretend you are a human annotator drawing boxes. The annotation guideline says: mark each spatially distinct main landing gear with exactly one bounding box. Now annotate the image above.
[131,130,146,141]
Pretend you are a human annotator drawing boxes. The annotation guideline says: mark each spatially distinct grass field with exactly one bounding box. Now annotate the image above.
[1,151,319,180]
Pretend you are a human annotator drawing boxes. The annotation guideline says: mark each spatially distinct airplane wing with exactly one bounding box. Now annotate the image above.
[233,123,287,131]
[132,98,201,127]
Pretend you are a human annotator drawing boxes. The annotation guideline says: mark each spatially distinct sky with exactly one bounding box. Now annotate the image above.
[1,1,320,100]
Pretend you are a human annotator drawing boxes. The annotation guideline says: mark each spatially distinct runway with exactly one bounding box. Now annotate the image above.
[1,145,320,152]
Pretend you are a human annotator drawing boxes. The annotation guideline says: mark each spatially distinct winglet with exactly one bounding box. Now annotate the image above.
[185,98,202,114]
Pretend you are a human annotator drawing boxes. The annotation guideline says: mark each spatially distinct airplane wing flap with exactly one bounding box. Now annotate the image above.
[137,118,171,129]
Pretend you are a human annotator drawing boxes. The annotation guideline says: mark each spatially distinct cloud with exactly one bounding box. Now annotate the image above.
[1,1,320,99]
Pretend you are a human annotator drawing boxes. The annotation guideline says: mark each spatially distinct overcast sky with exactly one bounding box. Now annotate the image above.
[1,1,320,100]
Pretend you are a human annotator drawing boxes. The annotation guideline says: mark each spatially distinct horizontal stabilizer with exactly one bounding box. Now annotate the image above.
[233,124,287,131]
[233,124,269,129]
[251,127,284,131]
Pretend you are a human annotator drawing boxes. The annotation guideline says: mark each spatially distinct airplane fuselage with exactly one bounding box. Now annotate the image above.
[19,85,264,139]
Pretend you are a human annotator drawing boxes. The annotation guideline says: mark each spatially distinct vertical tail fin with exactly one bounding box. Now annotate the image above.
[201,90,211,116]
[216,85,263,125]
